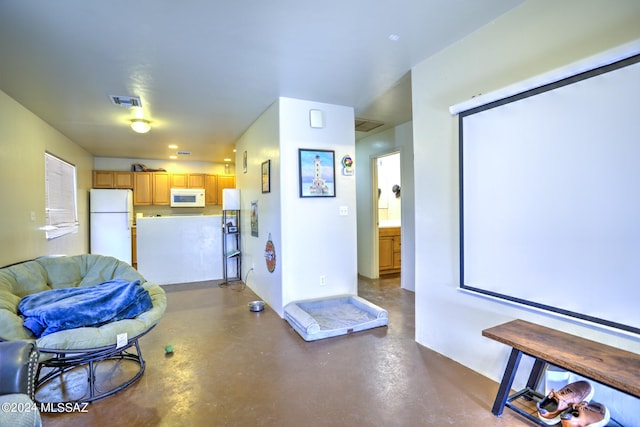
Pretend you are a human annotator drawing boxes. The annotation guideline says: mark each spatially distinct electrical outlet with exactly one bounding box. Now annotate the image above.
[319,275,326,286]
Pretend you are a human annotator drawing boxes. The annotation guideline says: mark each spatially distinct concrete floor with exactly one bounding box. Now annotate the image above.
[40,275,533,426]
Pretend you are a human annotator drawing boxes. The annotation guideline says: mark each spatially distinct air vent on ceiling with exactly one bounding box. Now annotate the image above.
[177,151,191,156]
[109,95,142,108]
[355,118,384,132]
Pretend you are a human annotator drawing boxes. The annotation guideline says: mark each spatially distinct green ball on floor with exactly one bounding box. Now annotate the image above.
[165,344,174,354]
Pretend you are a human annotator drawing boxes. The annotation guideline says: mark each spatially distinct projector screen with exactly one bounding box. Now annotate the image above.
[459,53,640,335]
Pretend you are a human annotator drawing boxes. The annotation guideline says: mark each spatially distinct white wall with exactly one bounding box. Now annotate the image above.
[235,97,357,316]
[355,122,415,292]
[411,1,640,425]
[235,101,283,313]
[0,90,93,266]
[279,98,358,308]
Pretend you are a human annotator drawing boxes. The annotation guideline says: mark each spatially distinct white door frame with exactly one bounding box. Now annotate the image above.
[372,150,401,278]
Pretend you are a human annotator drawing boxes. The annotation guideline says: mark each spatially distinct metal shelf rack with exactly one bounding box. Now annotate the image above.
[222,209,241,284]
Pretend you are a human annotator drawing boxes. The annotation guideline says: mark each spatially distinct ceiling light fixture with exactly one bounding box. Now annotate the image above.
[168,144,178,149]
[130,119,151,134]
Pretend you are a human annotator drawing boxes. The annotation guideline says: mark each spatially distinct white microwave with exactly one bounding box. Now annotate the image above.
[170,188,205,207]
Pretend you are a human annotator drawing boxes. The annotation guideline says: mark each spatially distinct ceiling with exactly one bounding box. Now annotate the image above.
[0,1,524,163]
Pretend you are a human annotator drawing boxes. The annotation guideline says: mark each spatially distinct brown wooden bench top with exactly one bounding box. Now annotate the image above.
[482,319,640,398]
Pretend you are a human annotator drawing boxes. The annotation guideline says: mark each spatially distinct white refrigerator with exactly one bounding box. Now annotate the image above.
[90,189,133,264]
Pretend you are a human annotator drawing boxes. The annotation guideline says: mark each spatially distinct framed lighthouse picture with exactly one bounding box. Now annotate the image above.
[298,148,336,198]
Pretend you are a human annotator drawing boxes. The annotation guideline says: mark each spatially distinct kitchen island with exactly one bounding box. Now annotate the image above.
[136,215,223,285]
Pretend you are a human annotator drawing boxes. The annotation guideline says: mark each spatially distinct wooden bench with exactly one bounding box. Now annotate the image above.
[482,319,640,425]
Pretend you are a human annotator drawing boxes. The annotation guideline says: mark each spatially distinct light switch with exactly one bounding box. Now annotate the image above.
[339,206,348,216]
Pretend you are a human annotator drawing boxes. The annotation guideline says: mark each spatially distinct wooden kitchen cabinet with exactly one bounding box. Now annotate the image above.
[393,233,401,270]
[217,175,236,205]
[93,170,114,188]
[379,235,394,271]
[114,171,134,188]
[93,170,134,189]
[379,227,401,275]
[134,171,233,206]
[205,174,218,205]
[133,172,152,205]
[188,173,205,188]
[133,172,169,205]
[170,173,205,189]
[152,172,170,205]
[170,173,188,188]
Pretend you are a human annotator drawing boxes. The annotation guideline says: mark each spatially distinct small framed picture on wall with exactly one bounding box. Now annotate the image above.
[261,160,270,193]
[243,150,248,174]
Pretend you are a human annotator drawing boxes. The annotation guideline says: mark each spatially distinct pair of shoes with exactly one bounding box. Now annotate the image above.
[560,401,611,427]
[536,380,595,425]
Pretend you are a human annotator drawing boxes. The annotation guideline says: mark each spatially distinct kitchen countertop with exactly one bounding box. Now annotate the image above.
[379,220,401,228]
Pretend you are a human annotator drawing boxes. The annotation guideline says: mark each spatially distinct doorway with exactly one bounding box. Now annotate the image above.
[374,152,402,279]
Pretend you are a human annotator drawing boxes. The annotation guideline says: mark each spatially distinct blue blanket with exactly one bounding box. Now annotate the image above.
[18,279,153,338]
